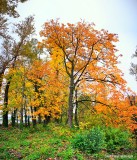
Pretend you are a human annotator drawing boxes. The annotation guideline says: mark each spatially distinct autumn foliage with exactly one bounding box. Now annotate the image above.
[0,19,137,131]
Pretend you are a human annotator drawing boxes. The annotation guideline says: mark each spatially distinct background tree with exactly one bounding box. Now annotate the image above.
[130,47,137,145]
[2,16,36,127]
[130,47,137,81]
[0,0,28,17]
[26,58,67,126]
[0,0,29,93]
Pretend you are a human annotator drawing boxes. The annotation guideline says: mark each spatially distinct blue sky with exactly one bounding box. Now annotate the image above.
[17,0,137,92]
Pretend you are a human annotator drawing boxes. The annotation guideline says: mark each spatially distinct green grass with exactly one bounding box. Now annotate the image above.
[0,124,85,160]
[0,124,136,160]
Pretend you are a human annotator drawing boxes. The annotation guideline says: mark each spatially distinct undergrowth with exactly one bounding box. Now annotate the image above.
[0,124,136,160]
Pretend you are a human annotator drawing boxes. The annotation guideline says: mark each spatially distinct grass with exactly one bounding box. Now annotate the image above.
[0,124,136,160]
[0,124,84,160]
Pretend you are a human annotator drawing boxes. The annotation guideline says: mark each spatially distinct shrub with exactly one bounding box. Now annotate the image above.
[72,126,106,154]
[72,126,133,154]
[86,126,106,153]
[104,127,132,152]
[72,132,87,152]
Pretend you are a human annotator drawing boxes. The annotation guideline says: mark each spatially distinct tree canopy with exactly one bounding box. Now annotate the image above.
[0,0,28,17]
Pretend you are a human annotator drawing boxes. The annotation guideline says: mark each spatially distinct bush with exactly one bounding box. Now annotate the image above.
[105,127,132,152]
[72,126,133,154]
[72,132,87,152]
[72,126,106,154]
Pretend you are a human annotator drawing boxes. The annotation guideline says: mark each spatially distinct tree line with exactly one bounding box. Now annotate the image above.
[0,0,137,132]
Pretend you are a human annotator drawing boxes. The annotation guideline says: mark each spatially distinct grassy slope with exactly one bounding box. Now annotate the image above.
[0,124,136,160]
[0,124,84,160]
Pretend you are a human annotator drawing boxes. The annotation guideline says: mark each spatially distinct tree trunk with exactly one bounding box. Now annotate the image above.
[0,71,4,94]
[43,115,50,127]
[20,107,23,129]
[23,94,27,127]
[32,107,37,127]
[3,111,8,127]
[32,118,36,127]
[28,116,30,127]
[3,80,10,127]
[16,115,19,127]
[68,76,74,127]
[11,109,17,127]
[74,106,79,127]
[0,64,7,93]
[32,83,39,127]
[74,89,79,127]
[38,114,42,124]
[30,106,37,127]
[24,108,27,127]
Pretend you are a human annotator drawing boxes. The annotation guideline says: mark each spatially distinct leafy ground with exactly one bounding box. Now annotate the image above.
[0,124,137,160]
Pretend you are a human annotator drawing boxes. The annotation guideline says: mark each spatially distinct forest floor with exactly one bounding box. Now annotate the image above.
[0,123,137,160]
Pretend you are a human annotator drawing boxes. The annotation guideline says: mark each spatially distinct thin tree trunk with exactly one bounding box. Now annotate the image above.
[43,115,50,127]
[20,107,23,129]
[16,115,19,127]
[0,63,7,94]
[31,106,37,127]
[74,89,79,127]
[3,80,10,127]
[20,73,26,129]
[24,95,27,127]
[32,107,37,127]
[28,116,30,127]
[68,76,74,128]
[0,71,4,94]
[24,108,27,127]
[38,114,42,124]
[11,109,17,127]
[32,118,37,127]
[30,106,33,125]
[74,106,79,127]
[21,109,23,124]
[32,83,39,127]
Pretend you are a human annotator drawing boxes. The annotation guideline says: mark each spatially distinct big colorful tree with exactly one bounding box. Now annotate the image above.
[39,20,128,127]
